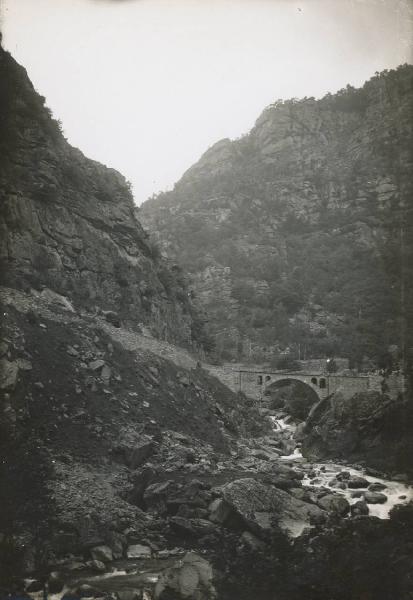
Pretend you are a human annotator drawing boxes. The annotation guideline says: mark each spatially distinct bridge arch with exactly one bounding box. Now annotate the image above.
[264,377,321,401]
[263,377,320,420]
[235,369,399,402]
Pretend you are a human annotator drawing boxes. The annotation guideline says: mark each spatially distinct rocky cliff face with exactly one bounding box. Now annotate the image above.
[0,283,272,591]
[140,66,413,370]
[300,391,413,474]
[0,45,202,348]
[0,44,268,589]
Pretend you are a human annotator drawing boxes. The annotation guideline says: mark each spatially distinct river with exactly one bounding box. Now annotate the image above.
[27,414,413,600]
[271,415,413,519]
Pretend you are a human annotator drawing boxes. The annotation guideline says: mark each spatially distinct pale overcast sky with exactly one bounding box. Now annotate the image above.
[1,0,412,203]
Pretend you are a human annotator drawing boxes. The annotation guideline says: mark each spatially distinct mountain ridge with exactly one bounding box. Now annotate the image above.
[140,65,413,375]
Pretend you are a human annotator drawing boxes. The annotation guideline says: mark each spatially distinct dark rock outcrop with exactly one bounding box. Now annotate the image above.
[0,44,203,348]
[317,494,350,516]
[301,391,413,474]
[213,504,413,600]
[219,478,324,538]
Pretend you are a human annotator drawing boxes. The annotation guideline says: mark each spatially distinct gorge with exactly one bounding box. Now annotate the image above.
[0,38,413,600]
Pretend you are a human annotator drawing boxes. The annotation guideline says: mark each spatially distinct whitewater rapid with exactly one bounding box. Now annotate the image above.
[270,416,413,519]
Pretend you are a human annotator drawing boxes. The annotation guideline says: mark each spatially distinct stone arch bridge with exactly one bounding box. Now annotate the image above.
[235,369,393,402]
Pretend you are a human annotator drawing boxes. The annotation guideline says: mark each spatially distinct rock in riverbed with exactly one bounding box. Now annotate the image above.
[363,491,388,504]
[155,552,215,600]
[351,500,369,516]
[347,476,369,489]
[317,494,350,516]
[220,478,325,538]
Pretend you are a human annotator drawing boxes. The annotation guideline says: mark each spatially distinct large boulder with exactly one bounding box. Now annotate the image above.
[368,482,387,492]
[363,491,388,504]
[301,391,410,473]
[155,552,216,599]
[317,494,350,516]
[90,545,113,563]
[220,478,324,538]
[347,476,369,489]
[351,500,369,516]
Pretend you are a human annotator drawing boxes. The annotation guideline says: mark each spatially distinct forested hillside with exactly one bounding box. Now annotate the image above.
[141,66,413,377]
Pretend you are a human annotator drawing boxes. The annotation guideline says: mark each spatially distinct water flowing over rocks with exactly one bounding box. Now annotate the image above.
[301,391,413,474]
[271,416,413,519]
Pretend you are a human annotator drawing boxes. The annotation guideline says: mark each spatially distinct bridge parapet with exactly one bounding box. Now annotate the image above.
[207,364,405,402]
[234,369,393,401]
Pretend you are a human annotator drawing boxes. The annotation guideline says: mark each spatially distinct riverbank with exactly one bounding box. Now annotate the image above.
[6,407,412,600]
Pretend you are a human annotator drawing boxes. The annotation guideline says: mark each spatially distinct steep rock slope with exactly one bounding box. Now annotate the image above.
[0,45,202,347]
[140,66,413,371]
[300,391,413,474]
[0,288,263,552]
[0,45,267,583]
